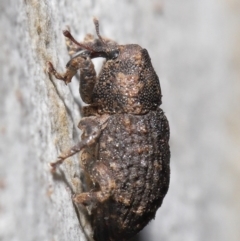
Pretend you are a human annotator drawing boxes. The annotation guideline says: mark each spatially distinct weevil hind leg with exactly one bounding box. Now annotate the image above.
[73,190,108,207]
[73,162,115,207]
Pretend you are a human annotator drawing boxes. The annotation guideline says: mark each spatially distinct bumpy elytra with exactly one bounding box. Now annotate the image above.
[47,18,170,241]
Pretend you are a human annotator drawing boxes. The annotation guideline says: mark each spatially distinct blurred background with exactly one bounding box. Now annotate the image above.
[0,0,240,241]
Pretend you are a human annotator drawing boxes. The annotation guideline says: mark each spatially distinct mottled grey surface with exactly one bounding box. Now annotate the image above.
[0,1,240,241]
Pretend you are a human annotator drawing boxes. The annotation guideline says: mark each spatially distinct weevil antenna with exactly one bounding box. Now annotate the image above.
[93,17,106,45]
[63,30,94,52]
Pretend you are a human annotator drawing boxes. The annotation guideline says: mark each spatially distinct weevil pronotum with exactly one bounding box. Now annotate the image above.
[47,18,170,241]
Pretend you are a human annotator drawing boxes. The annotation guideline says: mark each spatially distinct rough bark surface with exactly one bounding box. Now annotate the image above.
[0,1,240,241]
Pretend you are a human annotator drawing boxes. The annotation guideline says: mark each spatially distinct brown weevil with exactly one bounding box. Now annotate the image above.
[47,18,170,241]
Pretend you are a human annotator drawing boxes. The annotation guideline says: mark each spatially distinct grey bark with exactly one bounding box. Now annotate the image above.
[0,1,240,241]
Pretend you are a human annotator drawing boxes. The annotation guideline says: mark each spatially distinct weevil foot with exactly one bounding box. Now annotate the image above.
[47,61,73,84]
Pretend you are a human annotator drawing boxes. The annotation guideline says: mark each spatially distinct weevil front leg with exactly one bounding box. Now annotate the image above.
[48,54,96,104]
[48,52,96,97]
[48,31,97,104]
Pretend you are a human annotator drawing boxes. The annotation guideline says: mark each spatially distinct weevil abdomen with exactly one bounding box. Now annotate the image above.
[88,108,170,241]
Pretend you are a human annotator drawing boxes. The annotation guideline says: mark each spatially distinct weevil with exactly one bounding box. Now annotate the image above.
[47,18,170,241]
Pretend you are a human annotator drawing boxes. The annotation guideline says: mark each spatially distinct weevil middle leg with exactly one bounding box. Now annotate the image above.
[49,115,109,172]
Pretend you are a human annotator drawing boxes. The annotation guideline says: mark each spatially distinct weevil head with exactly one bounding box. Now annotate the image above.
[93,43,162,115]
[87,38,120,60]
[81,18,120,61]
[69,19,162,114]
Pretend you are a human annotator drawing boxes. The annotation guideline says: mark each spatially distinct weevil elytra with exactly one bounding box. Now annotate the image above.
[47,18,170,241]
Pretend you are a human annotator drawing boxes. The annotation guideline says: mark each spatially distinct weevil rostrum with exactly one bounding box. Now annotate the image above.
[47,18,170,241]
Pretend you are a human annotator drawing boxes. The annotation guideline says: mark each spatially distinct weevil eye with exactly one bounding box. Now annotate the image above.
[108,49,119,60]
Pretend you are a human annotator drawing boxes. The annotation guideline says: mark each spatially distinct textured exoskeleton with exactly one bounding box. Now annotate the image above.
[47,18,170,241]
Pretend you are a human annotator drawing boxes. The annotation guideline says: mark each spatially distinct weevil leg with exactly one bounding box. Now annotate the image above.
[73,191,108,206]
[47,54,88,84]
[50,115,109,172]
[73,162,115,206]
[47,54,96,104]
[76,54,97,104]
[50,127,101,172]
